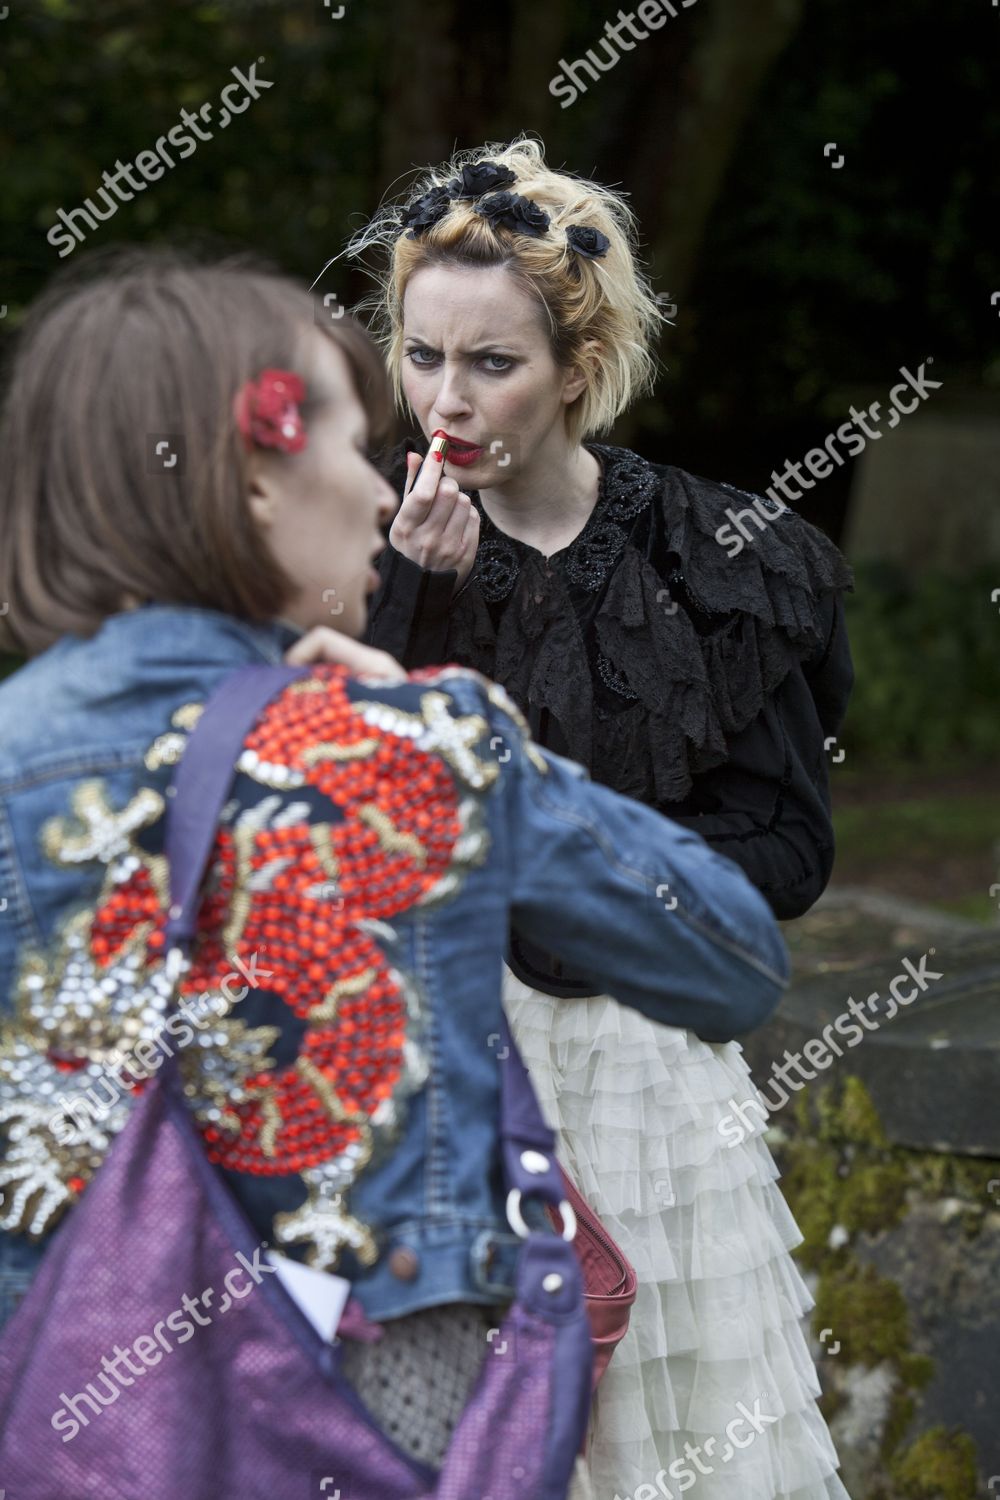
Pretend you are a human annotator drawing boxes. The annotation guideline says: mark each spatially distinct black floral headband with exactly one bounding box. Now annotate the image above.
[397,160,611,261]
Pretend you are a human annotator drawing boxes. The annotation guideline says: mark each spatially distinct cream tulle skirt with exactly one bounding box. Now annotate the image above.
[503,966,851,1500]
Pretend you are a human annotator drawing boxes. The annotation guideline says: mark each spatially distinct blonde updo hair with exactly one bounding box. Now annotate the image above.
[346,137,665,445]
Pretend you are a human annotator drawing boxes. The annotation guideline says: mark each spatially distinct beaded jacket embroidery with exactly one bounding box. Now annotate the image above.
[0,665,537,1269]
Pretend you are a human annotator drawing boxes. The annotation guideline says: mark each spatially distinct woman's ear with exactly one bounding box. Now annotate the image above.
[245,450,281,527]
[561,339,603,406]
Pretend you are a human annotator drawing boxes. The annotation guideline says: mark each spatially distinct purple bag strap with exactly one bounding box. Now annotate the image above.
[160,662,573,1232]
[163,663,310,951]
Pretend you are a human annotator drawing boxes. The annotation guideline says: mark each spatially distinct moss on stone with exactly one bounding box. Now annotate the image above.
[779,1139,841,1267]
[813,1260,910,1367]
[815,1079,844,1142]
[779,1077,996,1249]
[889,1425,978,1499]
[879,1359,935,1465]
[839,1160,908,1236]
[837,1075,891,1149]
[778,1078,908,1263]
[882,1395,915,1467]
[898,1353,934,1390]
[908,1149,1000,1210]
[793,1082,813,1134]
[769,1074,991,1496]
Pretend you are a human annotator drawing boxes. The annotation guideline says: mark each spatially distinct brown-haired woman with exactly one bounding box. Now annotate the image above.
[0,248,401,655]
[349,137,855,1498]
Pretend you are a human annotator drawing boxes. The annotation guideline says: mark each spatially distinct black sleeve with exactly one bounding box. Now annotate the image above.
[661,591,854,920]
[364,541,459,669]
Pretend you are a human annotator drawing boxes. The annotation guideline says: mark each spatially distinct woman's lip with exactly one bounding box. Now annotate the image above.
[446,445,485,466]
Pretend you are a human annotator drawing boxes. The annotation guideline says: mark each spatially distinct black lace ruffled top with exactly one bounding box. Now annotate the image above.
[379,441,852,797]
[367,439,855,995]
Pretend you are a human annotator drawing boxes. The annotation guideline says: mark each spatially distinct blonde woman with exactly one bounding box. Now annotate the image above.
[347,138,854,1498]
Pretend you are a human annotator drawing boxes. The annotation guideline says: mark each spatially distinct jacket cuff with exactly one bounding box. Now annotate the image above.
[365,542,458,669]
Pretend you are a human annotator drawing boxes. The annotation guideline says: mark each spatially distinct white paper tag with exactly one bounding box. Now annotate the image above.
[266,1250,352,1342]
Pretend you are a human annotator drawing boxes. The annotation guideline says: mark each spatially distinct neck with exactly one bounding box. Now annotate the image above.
[477,431,601,552]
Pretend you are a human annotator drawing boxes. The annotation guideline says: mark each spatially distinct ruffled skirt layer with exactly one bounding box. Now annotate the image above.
[503,967,851,1500]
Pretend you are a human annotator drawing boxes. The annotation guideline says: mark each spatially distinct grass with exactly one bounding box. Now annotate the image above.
[831,783,1000,922]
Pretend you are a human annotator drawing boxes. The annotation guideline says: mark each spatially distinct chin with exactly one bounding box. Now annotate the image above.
[305,602,364,639]
[449,455,517,485]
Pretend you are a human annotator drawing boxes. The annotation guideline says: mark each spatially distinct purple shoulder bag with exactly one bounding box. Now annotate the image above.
[0,665,593,1499]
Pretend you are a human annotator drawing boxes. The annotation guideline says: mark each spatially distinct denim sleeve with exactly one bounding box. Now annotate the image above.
[483,688,790,1042]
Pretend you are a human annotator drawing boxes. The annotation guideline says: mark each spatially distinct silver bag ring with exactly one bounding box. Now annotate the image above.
[163,945,191,984]
[506,1188,577,1242]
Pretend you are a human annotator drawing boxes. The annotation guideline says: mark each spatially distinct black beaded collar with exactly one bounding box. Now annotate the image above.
[468,443,661,603]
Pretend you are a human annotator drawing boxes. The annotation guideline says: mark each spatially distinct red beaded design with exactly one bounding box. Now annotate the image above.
[4,666,490,1261]
[164,671,452,1225]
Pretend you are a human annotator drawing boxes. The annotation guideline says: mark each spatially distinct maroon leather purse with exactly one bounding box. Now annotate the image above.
[547,1166,637,1389]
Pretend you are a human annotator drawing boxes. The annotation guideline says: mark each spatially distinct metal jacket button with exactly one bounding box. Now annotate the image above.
[388,1245,420,1281]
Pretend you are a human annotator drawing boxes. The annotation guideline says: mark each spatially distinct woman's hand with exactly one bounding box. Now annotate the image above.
[285,628,407,684]
[389,449,480,590]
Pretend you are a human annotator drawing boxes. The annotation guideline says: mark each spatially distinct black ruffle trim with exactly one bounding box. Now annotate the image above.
[441,451,853,801]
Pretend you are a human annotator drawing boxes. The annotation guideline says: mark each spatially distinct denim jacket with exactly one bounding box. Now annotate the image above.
[0,605,789,1326]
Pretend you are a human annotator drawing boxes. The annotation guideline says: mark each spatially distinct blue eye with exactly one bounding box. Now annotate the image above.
[406,347,514,372]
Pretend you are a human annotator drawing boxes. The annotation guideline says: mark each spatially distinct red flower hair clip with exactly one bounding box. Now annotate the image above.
[234,368,308,454]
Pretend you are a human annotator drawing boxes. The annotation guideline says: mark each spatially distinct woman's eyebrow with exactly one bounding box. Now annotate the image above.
[402,336,521,356]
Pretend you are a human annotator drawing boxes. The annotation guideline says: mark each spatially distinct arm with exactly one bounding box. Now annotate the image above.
[363,442,476,668]
[482,686,789,1041]
[661,591,854,919]
[364,541,458,668]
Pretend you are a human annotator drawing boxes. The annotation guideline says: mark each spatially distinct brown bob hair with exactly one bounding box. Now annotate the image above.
[0,247,394,657]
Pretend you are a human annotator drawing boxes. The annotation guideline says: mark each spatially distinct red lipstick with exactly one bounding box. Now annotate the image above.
[413,430,450,486]
[440,432,485,467]
[428,430,451,463]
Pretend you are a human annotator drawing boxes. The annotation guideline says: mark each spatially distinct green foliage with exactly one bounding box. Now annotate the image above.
[841,564,1000,768]
[890,1426,979,1500]
[1,0,997,436]
[687,0,1000,432]
[0,0,395,317]
[832,796,1000,868]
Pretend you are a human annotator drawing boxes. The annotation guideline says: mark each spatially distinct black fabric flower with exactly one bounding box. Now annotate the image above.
[398,185,452,237]
[446,161,518,199]
[475,191,551,238]
[566,225,610,260]
[475,538,522,603]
